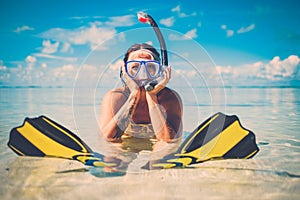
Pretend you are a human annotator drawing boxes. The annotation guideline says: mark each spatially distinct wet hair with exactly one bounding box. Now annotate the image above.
[123,43,160,63]
[120,43,160,85]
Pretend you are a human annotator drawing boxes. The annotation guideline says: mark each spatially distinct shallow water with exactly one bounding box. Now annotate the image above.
[1,87,300,199]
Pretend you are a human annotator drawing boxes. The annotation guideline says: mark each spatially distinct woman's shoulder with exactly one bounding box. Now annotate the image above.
[159,87,182,102]
[104,87,128,100]
[160,87,180,97]
[111,87,127,93]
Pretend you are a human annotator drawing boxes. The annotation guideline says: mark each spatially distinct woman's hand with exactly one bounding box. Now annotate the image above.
[122,65,139,94]
[147,66,171,96]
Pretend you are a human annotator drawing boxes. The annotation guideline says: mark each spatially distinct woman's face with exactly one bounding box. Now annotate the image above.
[125,49,160,86]
[128,50,152,77]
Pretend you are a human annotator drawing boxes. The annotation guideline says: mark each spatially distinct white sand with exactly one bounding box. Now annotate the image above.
[1,155,300,200]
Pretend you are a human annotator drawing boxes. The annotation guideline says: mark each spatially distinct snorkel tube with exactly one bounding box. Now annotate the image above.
[137,12,168,91]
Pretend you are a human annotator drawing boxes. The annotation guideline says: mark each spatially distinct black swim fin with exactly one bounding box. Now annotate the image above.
[7,115,116,167]
[145,112,259,169]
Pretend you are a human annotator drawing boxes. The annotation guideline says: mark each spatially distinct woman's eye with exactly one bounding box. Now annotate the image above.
[129,62,140,70]
[131,65,139,70]
[147,64,155,70]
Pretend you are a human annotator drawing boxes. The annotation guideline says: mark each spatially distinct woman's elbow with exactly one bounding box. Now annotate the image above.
[100,127,122,143]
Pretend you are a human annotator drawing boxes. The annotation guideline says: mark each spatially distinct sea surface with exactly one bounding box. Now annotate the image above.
[0,86,300,199]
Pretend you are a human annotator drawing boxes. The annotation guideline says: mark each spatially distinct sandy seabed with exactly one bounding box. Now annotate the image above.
[1,154,300,200]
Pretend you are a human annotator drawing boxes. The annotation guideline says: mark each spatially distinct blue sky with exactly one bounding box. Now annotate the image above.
[0,0,299,87]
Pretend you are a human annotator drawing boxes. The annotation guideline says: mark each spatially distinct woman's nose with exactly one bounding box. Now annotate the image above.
[137,65,149,79]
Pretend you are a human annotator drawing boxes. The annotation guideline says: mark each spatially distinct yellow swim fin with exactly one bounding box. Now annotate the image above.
[146,112,259,169]
[7,115,117,167]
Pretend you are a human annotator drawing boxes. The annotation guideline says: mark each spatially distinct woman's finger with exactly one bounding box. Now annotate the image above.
[165,66,171,81]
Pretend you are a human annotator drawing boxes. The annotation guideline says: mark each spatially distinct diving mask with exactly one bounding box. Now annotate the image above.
[125,59,163,87]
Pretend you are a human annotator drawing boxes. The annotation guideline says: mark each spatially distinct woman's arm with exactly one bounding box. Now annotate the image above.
[146,66,183,141]
[99,65,141,141]
[99,89,140,140]
[146,90,182,142]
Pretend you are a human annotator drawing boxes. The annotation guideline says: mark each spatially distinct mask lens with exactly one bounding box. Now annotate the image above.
[145,61,160,77]
[126,61,141,78]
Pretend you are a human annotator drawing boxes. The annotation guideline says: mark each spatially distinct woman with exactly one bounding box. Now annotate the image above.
[99,43,182,151]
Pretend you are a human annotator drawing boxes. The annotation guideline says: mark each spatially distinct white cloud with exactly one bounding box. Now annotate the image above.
[1,58,51,85]
[145,41,153,46]
[169,28,198,40]
[179,12,197,18]
[169,34,181,41]
[2,55,299,87]
[171,5,196,18]
[0,63,9,83]
[221,24,234,37]
[60,42,73,53]
[0,65,7,71]
[237,24,255,34]
[160,16,175,27]
[185,29,198,39]
[166,55,300,87]
[118,32,126,42]
[34,53,77,62]
[264,55,300,80]
[171,5,180,12]
[216,55,300,82]
[226,30,234,37]
[41,63,47,69]
[42,40,59,54]
[109,59,123,71]
[76,63,114,87]
[39,14,133,51]
[81,64,98,72]
[25,55,37,63]
[14,25,34,33]
[3,62,100,86]
[104,15,135,27]
[41,25,117,50]
[69,25,116,50]
[69,15,135,27]
[175,69,197,77]
[69,16,92,20]
[25,56,37,71]
[221,23,255,37]
[53,64,76,78]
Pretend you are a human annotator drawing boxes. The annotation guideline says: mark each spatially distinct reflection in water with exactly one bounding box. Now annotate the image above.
[57,166,127,178]
[95,137,181,175]
[89,167,126,178]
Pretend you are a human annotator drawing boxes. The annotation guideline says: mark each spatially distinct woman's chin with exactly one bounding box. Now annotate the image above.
[134,80,152,87]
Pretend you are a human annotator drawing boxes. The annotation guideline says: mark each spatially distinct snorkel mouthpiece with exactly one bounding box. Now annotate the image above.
[145,81,158,91]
